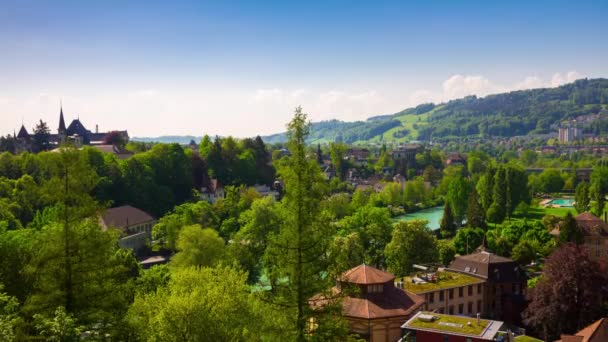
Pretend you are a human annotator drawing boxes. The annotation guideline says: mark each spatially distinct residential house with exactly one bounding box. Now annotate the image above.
[101,205,156,254]
[400,311,504,342]
[550,212,608,264]
[555,318,608,342]
[448,249,528,324]
[402,270,486,317]
[312,264,424,342]
[201,179,225,203]
[445,153,466,167]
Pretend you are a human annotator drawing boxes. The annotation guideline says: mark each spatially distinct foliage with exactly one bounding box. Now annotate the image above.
[440,201,456,238]
[453,227,485,255]
[437,239,457,266]
[466,187,486,230]
[574,182,590,213]
[33,306,83,342]
[385,220,438,276]
[558,212,583,245]
[523,244,606,341]
[170,225,225,269]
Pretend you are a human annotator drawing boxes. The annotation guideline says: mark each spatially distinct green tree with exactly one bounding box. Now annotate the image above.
[264,107,339,340]
[127,266,285,341]
[33,307,82,342]
[539,168,564,193]
[491,166,507,223]
[385,220,438,276]
[340,206,393,267]
[440,201,456,238]
[170,225,225,269]
[437,239,457,266]
[511,240,537,265]
[453,227,485,255]
[329,142,348,181]
[32,120,51,152]
[329,233,365,275]
[559,212,583,245]
[0,286,19,342]
[574,182,590,213]
[466,187,486,230]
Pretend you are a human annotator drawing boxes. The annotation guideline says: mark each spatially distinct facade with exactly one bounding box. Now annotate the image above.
[101,205,156,254]
[550,212,608,264]
[448,250,528,324]
[200,178,225,203]
[313,264,425,342]
[401,311,504,342]
[402,270,486,317]
[556,317,608,342]
[558,127,583,143]
[391,144,424,169]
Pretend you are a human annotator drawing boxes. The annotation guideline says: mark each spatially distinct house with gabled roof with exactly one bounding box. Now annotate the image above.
[555,318,608,342]
[101,205,156,254]
[550,212,608,263]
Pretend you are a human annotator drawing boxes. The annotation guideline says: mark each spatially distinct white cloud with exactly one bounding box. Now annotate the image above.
[551,71,584,87]
[441,74,502,100]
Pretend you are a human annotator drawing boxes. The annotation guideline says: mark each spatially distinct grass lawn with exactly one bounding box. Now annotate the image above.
[401,271,484,294]
[514,335,543,342]
[407,312,490,336]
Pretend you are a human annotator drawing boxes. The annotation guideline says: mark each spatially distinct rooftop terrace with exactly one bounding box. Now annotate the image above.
[400,270,484,294]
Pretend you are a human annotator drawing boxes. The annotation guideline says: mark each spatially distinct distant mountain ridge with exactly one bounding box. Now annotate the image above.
[263,78,608,145]
[132,136,202,145]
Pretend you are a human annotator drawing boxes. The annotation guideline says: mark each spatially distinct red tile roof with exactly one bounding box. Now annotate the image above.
[341,264,395,285]
[340,286,424,319]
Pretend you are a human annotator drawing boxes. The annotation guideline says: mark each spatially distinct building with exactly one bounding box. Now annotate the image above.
[550,212,608,263]
[448,250,528,324]
[391,144,424,169]
[401,311,504,342]
[558,127,583,143]
[313,264,425,342]
[445,153,467,167]
[101,205,156,254]
[14,105,129,151]
[200,178,225,203]
[555,317,608,342]
[402,270,486,317]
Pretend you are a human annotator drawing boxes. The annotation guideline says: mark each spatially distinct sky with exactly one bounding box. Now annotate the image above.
[1,0,607,138]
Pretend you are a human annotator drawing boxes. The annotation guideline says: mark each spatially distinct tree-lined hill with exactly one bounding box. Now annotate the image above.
[263,78,608,144]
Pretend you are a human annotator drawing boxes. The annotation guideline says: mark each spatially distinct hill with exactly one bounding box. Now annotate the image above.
[263,78,608,145]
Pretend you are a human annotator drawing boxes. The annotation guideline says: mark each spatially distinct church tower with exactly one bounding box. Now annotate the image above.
[58,102,67,135]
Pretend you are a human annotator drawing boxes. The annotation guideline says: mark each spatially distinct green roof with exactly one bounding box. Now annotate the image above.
[514,336,543,342]
[401,270,484,294]
[405,312,490,336]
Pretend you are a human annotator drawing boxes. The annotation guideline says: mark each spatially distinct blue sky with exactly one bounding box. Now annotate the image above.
[1,0,607,137]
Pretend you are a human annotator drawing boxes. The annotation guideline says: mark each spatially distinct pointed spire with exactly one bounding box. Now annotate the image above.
[58,101,66,134]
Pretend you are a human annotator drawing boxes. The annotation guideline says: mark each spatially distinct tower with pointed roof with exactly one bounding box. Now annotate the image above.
[58,102,66,135]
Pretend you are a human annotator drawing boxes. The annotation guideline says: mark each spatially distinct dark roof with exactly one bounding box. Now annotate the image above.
[448,251,527,282]
[66,119,91,136]
[340,286,424,319]
[58,106,66,132]
[575,212,608,237]
[17,125,29,139]
[101,205,155,231]
[341,264,395,285]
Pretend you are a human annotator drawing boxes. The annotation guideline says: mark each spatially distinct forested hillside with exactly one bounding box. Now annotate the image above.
[263,78,608,144]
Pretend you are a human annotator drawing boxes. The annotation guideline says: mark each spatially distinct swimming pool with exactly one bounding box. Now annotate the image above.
[546,198,575,207]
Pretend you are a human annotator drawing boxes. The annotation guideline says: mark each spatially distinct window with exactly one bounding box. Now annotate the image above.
[477,300,482,313]
[468,285,473,296]
[466,338,473,342]
[368,284,383,293]
[439,291,444,302]
[448,306,454,315]
[459,287,463,298]
[477,284,482,294]
[514,283,521,295]
[458,304,464,314]
[443,334,449,342]
[449,289,454,299]
[468,302,473,314]
[429,292,434,303]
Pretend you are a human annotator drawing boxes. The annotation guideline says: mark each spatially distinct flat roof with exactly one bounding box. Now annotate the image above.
[401,270,484,294]
[402,311,503,340]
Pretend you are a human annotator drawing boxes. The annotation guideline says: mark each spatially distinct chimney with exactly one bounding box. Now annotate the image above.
[96,124,99,134]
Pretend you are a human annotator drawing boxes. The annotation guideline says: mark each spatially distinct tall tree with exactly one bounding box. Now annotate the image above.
[574,182,590,213]
[590,163,608,216]
[264,107,337,340]
[440,200,456,238]
[32,120,51,153]
[491,165,507,223]
[447,177,470,227]
[329,142,348,181]
[466,186,487,230]
[170,225,225,269]
[524,244,605,341]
